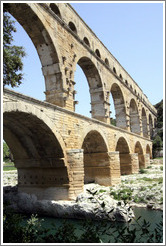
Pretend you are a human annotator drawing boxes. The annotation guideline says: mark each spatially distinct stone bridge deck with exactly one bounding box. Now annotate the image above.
[4,89,152,200]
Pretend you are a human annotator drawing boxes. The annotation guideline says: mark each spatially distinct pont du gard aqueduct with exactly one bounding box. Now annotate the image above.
[3,3,157,201]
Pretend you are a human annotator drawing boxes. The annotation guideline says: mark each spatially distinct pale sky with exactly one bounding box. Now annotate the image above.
[5,2,164,119]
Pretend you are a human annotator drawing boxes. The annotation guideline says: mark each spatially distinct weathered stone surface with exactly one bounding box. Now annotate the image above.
[3,2,157,201]
[3,186,134,222]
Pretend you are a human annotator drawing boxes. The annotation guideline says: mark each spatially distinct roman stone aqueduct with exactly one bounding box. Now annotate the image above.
[3,3,157,200]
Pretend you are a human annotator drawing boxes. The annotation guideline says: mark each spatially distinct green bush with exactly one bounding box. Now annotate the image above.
[110,188,133,201]
[139,169,147,174]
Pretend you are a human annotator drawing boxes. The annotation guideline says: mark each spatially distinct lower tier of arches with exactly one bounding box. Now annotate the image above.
[7,149,151,201]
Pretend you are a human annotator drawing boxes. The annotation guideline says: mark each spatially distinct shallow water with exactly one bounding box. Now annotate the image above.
[36,207,163,243]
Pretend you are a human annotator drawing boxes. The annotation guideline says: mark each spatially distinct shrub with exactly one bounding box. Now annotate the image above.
[139,169,147,174]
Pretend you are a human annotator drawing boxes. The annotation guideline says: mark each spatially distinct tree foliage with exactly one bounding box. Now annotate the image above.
[152,100,163,157]
[3,142,10,161]
[3,6,26,88]
[154,100,163,130]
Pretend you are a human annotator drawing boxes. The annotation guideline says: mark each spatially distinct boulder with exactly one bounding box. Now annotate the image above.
[4,185,134,222]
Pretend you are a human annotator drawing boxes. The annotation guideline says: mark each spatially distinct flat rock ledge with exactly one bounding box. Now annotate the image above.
[4,186,134,223]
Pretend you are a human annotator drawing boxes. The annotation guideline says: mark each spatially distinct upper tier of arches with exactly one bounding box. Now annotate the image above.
[5,2,157,140]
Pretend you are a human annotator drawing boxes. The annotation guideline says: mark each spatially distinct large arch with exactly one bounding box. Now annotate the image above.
[149,114,153,139]
[129,99,141,134]
[142,108,148,137]
[3,102,69,200]
[6,3,63,106]
[82,130,111,185]
[115,137,132,175]
[135,141,145,168]
[110,83,127,129]
[75,56,106,121]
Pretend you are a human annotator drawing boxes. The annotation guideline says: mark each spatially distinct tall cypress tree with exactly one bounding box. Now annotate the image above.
[3,5,26,88]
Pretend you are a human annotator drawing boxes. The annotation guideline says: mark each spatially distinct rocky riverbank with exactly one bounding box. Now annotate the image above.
[3,160,163,222]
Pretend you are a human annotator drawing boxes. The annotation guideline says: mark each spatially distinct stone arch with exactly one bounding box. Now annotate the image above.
[50,3,61,18]
[105,58,109,66]
[83,37,90,47]
[149,114,153,139]
[76,56,105,121]
[68,21,77,34]
[6,3,63,106]
[115,137,132,175]
[135,141,145,168]
[113,67,117,74]
[110,83,127,129]
[3,103,70,200]
[129,99,141,134]
[81,129,110,185]
[146,144,152,159]
[80,125,109,151]
[142,108,148,137]
[3,101,67,154]
[95,49,101,58]
[119,74,123,80]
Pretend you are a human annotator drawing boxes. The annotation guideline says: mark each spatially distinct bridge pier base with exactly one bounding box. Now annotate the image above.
[144,153,150,168]
[67,149,84,200]
[130,153,139,174]
[108,151,121,185]
[17,167,70,200]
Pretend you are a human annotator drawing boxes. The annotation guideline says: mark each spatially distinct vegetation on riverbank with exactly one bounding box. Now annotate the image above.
[3,158,163,243]
[3,203,163,243]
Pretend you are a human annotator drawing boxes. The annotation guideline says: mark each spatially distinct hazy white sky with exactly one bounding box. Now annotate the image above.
[5,2,164,119]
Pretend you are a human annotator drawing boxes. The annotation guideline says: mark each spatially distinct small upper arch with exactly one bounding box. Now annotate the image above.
[68,21,77,34]
[95,49,101,58]
[113,67,117,74]
[83,37,90,47]
[50,3,61,18]
[105,58,109,66]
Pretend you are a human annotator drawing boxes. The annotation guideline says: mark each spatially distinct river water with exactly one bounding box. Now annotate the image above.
[37,207,163,243]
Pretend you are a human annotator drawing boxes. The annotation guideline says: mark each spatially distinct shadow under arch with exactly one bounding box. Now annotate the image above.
[129,99,141,134]
[149,114,153,139]
[76,56,106,121]
[3,105,69,200]
[115,137,132,175]
[110,83,127,129]
[142,108,148,138]
[81,129,111,186]
[135,141,145,168]
[6,3,62,104]
[146,144,152,159]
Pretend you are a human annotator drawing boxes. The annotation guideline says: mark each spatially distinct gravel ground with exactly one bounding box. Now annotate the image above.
[3,160,163,210]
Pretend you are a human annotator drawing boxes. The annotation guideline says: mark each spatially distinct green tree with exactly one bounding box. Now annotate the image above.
[152,100,163,157]
[3,142,10,161]
[3,6,26,88]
